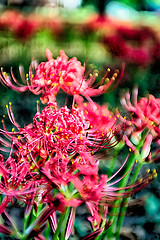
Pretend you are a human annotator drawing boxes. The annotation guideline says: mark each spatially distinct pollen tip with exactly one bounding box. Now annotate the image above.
[153,169,157,178]
[9,102,11,105]
[147,168,150,173]
[113,73,118,78]
[6,105,8,108]
[153,169,156,174]
[12,128,15,132]
[105,78,110,83]
[129,148,132,152]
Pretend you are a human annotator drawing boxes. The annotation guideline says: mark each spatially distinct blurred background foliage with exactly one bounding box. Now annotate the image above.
[0,0,160,239]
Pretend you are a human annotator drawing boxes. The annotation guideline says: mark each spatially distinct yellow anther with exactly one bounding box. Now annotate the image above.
[113,73,118,78]
[90,125,93,128]
[31,74,34,78]
[153,169,156,174]
[83,103,87,107]
[52,73,54,76]
[103,113,105,116]
[111,77,115,81]
[17,136,21,140]
[26,74,29,78]
[135,159,138,163]
[6,105,8,108]
[36,100,39,104]
[153,170,157,178]
[129,122,131,126]
[147,168,150,173]
[154,173,157,178]
[112,130,115,134]
[92,151,94,155]
[107,68,110,72]
[105,78,110,83]
[94,73,98,77]
[12,128,15,132]
[117,114,119,118]
[60,128,62,131]
[124,116,126,119]
[66,135,69,140]
[3,115,5,118]
[9,102,11,105]
[28,149,31,153]
[102,133,104,137]
[89,73,92,77]
[85,111,88,114]
[109,115,112,118]
[114,118,117,120]
[129,148,132,152]
[80,136,83,140]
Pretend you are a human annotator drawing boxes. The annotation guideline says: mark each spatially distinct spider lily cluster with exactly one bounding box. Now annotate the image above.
[0,49,159,240]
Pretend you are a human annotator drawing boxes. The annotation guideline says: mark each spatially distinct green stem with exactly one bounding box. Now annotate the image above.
[107,153,136,240]
[53,211,66,240]
[115,162,142,240]
[108,150,119,178]
[61,207,70,240]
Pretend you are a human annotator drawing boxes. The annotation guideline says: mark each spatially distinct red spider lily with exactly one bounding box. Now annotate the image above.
[0,101,121,160]
[0,49,123,104]
[0,151,44,213]
[120,87,160,138]
[81,102,121,134]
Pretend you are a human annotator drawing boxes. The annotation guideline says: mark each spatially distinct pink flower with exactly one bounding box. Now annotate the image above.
[0,49,123,104]
[121,88,160,138]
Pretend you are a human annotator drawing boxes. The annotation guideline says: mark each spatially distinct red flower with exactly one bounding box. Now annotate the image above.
[121,88,160,138]
[0,49,123,104]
